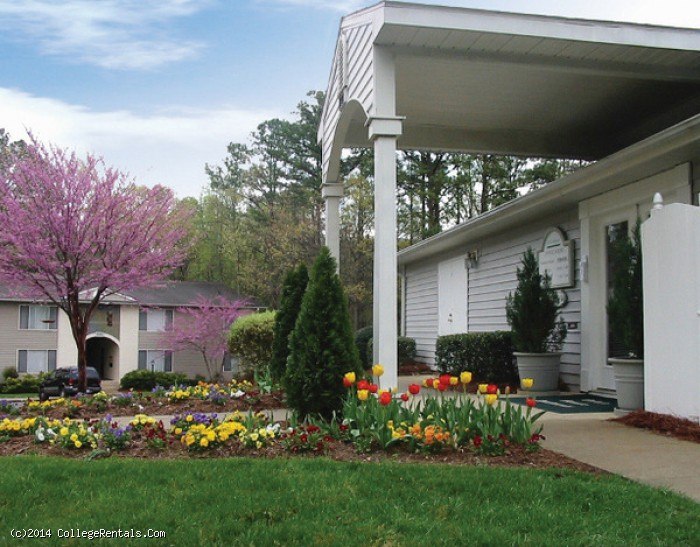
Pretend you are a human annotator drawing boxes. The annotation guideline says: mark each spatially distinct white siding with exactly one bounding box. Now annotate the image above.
[404,208,582,389]
[404,261,438,364]
[321,22,375,183]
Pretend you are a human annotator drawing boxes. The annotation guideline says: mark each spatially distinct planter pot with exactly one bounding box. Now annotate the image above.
[514,352,562,392]
[609,358,644,412]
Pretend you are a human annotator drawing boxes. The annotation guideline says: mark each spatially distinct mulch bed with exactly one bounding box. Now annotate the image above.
[612,410,700,444]
[14,391,285,420]
[0,435,603,473]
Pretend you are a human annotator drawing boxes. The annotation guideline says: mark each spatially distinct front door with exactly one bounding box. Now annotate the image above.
[438,257,468,336]
[589,211,639,390]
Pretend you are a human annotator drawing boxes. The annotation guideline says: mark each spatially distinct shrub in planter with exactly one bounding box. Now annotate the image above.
[354,326,373,369]
[228,311,276,372]
[366,337,417,367]
[285,247,362,420]
[506,248,567,391]
[435,331,516,384]
[119,370,188,391]
[270,263,308,383]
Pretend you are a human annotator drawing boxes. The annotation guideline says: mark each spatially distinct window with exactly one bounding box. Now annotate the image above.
[17,350,56,373]
[138,350,173,372]
[138,309,173,332]
[606,221,629,359]
[19,305,57,330]
[223,353,238,372]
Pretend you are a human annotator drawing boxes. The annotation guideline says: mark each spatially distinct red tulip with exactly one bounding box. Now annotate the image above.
[473,435,483,448]
[357,380,370,391]
[400,393,409,402]
[437,382,447,392]
[342,377,353,388]
[369,384,378,394]
[486,384,498,395]
[379,392,392,406]
[408,384,420,395]
[439,374,451,385]
[526,397,536,408]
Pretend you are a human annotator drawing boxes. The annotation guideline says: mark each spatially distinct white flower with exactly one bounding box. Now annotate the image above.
[35,428,45,442]
[232,390,245,399]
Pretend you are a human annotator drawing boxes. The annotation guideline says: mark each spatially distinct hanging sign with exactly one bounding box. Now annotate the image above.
[538,227,574,288]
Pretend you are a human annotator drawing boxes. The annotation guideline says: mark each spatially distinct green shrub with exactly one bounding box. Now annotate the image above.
[2,367,18,381]
[366,337,417,367]
[0,373,42,394]
[506,248,566,353]
[607,220,643,358]
[285,247,362,420]
[120,370,188,391]
[435,331,517,384]
[270,264,308,382]
[354,326,373,369]
[229,311,276,372]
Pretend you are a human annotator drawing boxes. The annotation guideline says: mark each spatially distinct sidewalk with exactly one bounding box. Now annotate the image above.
[541,413,700,503]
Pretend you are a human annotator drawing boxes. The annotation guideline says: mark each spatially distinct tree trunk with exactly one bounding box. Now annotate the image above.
[76,325,88,393]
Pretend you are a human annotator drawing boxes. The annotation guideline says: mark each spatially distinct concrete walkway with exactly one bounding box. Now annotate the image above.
[540,412,700,502]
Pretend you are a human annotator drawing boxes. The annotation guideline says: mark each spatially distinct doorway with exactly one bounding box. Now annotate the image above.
[86,336,119,380]
[438,256,468,336]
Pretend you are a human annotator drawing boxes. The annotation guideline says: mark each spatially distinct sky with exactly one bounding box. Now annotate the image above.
[0,0,698,197]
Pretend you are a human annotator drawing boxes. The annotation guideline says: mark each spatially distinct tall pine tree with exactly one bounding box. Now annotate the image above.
[284,247,361,419]
[270,263,308,382]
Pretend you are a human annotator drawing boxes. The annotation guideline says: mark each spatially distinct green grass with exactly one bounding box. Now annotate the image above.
[0,393,35,399]
[0,456,698,545]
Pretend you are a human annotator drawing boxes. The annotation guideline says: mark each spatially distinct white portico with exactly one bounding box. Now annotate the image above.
[319,1,700,389]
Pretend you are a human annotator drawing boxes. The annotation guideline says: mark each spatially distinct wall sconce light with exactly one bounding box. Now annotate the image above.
[465,249,479,269]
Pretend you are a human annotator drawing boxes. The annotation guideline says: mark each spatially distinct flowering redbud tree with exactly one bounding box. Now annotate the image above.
[161,295,248,381]
[0,137,192,390]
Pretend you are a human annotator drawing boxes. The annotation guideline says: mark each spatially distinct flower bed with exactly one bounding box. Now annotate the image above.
[0,368,567,469]
[6,380,284,420]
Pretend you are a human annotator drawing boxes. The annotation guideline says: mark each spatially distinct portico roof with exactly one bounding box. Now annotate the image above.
[320,1,700,183]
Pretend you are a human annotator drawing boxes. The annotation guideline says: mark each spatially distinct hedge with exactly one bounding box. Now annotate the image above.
[435,331,517,384]
[366,336,417,367]
[120,370,189,391]
[0,374,43,394]
[229,311,276,372]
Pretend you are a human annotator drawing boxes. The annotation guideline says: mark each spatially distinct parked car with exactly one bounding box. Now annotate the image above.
[38,367,102,401]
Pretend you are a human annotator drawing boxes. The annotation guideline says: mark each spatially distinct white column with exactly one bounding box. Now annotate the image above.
[322,183,344,264]
[368,116,402,390]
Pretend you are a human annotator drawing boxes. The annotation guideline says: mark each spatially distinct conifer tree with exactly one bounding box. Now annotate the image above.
[270,263,308,382]
[285,247,361,419]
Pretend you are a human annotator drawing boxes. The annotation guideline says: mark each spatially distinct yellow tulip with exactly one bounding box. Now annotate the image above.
[478,383,488,394]
[344,371,356,384]
[460,371,472,384]
[357,389,369,401]
[432,379,440,390]
[521,378,534,390]
[449,376,459,386]
[485,394,498,406]
[372,364,384,377]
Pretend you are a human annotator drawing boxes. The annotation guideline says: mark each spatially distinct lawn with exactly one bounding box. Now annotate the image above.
[1,457,698,545]
[0,393,35,399]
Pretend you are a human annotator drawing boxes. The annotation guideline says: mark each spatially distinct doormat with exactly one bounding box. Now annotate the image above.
[509,394,617,414]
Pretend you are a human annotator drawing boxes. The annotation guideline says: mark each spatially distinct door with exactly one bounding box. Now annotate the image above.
[438,257,468,336]
[589,208,641,391]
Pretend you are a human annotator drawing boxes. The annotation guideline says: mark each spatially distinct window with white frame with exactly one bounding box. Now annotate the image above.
[138,308,173,332]
[138,350,173,372]
[18,350,57,373]
[19,305,58,330]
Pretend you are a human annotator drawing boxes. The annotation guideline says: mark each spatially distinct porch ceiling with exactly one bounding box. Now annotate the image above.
[337,2,700,160]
